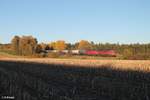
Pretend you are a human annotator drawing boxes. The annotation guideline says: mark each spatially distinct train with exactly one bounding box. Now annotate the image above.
[46,49,117,57]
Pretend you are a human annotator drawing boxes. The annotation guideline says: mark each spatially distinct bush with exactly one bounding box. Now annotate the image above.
[128,54,150,60]
[122,53,150,60]
[0,50,16,55]
[61,53,73,58]
[31,53,47,58]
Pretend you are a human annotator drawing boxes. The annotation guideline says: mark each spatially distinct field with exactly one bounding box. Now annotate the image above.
[0,58,150,100]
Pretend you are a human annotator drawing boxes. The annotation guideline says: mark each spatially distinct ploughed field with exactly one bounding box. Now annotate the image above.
[0,58,150,100]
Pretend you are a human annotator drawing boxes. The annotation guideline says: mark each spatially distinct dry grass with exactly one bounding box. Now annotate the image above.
[0,57,150,72]
[1,58,150,99]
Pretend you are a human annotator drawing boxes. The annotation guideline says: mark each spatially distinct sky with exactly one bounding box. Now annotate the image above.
[0,0,150,44]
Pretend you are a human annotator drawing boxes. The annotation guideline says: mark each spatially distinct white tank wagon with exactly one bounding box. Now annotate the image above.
[70,50,86,55]
[45,50,59,53]
[71,50,80,54]
[61,50,69,54]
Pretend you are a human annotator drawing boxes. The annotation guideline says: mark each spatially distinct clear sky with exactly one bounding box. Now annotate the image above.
[0,0,150,44]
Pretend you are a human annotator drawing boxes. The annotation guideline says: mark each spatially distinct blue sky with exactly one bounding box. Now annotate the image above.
[0,0,150,44]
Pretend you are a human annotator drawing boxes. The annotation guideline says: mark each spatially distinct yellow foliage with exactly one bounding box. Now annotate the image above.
[78,40,92,50]
[49,40,66,50]
[49,42,56,49]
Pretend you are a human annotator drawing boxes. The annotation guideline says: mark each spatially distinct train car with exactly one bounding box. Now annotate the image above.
[51,50,59,53]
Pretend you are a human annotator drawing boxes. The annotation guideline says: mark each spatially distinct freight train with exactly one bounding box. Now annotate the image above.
[46,50,116,57]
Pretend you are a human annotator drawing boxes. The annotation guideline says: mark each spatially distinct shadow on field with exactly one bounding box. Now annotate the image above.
[0,61,150,100]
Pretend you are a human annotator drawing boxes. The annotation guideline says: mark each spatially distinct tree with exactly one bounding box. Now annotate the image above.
[11,36,20,54]
[40,43,47,50]
[18,36,37,55]
[74,42,79,49]
[90,41,97,50]
[78,40,92,50]
[35,44,42,53]
[51,40,67,50]
[49,42,56,50]
[66,43,72,50]
[122,48,133,59]
[55,40,67,50]
[45,45,50,50]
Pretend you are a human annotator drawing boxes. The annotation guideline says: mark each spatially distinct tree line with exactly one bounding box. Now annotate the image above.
[0,35,150,59]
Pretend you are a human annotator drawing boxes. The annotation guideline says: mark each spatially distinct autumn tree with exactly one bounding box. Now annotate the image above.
[11,35,20,54]
[78,40,92,50]
[11,36,38,56]
[55,40,67,50]
[74,42,79,49]
[35,44,42,53]
[40,43,47,51]
[49,42,56,50]
[45,45,50,50]
[49,41,67,50]
[66,43,72,50]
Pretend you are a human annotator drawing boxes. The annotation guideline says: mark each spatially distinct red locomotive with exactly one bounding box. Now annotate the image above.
[85,50,116,57]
